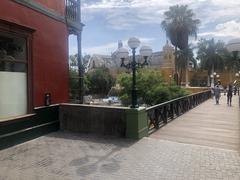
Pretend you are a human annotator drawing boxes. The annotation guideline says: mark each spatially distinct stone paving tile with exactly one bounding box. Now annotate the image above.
[0,131,240,180]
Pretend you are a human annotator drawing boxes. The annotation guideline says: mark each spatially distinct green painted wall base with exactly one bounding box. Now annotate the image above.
[126,107,148,139]
[0,105,59,150]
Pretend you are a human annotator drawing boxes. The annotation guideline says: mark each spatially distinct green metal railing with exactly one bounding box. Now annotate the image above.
[146,90,211,134]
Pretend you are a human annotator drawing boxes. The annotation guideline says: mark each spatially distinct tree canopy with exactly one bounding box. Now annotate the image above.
[161,5,200,85]
[161,5,200,50]
[117,69,189,106]
[86,67,115,95]
[197,38,225,74]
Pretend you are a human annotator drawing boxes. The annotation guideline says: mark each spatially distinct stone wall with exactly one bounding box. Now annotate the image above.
[60,104,128,137]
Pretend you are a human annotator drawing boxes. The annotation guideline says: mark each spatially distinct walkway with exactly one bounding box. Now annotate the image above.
[0,95,239,180]
[151,94,240,151]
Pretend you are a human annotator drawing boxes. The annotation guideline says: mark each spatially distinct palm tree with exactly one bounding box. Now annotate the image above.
[222,49,240,82]
[176,45,196,85]
[197,38,225,86]
[161,5,200,85]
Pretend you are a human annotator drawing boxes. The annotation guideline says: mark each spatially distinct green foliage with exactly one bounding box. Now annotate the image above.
[86,67,115,95]
[69,69,89,100]
[161,5,200,85]
[222,50,240,71]
[161,5,200,50]
[197,38,225,74]
[117,69,189,106]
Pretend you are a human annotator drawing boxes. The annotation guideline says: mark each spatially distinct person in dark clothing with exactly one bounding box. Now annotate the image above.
[234,86,237,95]
[227,84,233,106]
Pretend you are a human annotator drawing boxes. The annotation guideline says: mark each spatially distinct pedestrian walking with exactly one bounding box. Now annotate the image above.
[234,86,237,95]
[214,85,221,104]
[223,86,227,96]
[227,84,233,106]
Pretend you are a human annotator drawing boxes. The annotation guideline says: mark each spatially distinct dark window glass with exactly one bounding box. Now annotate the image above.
[0,33,27,72]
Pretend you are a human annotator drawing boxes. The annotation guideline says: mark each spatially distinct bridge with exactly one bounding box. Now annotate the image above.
[0,94,239,179]
[151,94,240,151]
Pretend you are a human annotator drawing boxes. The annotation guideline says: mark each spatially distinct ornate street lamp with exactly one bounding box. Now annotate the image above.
[216,74,220,84]
[210,72,219,87]
[117,37,152,108]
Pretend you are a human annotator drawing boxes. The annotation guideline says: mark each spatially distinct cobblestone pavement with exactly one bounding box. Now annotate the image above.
[0,131,240,180]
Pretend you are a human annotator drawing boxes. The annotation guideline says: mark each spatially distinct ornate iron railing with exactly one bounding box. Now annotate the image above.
[146,90,211,133]
[66,0,80,22]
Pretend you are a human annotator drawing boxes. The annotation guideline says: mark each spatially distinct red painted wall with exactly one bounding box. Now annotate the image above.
[0,0,69,107]
[34,0,65,16]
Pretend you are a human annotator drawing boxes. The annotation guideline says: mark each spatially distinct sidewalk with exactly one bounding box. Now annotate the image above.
[151,94,240,151]
[0,131,240,180]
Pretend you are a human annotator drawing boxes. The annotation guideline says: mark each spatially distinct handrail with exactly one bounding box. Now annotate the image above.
[146,90,210,111]
[146,90,211,134]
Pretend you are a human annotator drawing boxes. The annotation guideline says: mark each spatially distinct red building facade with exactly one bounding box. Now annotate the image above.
[0,0,82,119]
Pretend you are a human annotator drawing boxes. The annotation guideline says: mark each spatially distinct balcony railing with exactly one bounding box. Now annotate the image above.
[66,0,80,23]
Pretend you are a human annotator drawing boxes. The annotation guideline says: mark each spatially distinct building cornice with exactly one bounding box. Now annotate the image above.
[13,0,65,23]
[13,0,84,31]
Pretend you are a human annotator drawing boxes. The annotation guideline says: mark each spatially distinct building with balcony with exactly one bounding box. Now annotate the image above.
[0,0,83,147]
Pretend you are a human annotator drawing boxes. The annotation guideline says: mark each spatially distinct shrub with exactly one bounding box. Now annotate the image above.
[117,69,189,106]
[86,67,115,95]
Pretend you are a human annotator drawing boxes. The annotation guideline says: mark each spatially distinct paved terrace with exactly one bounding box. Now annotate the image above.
[0,95,240,180]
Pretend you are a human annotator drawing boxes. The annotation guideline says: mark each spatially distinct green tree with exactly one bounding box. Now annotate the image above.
[117,69,189,106]
[86,67,115,95]
[197,38,225,85]
[176,45,197,85]
[69,54,90,101]
[223,50,240,72]
[161,5,200,85]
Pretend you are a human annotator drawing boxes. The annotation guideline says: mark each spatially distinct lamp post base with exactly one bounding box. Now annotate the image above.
[131,88,138,109]
[130,104,139,109]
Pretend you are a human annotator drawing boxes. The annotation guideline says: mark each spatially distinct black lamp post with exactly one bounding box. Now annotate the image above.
[117,37,152,108]
[210,72,219,87]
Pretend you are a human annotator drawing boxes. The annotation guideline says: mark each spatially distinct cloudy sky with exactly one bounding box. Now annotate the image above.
[69,0,240,56]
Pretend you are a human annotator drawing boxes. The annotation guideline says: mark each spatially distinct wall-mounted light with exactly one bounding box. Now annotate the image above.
[44,93,51,106]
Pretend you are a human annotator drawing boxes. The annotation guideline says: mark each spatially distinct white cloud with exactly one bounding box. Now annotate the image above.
[199,20,240,38]
[79,0,240,54]
[83,41,118,55]
[68,35,78,55]
[81,0,240,31]
[82,37,155,55]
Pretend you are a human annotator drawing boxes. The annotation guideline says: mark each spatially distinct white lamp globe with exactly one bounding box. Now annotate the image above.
[128,37,141,49]
[140,46,152,57]
[213,72,217,76]
[210,74,214,78]
[236,73,239,77]
[116,47,129,59]
[216,74,220,78]
[226,38,240,52]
